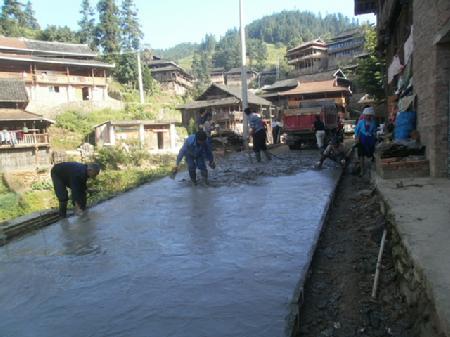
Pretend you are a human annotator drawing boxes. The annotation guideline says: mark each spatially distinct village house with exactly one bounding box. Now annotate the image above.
[146,57,194,96]
[355,0,450,178]
[224,67,259,87]
[286,39,328,75]
[262,69,351,119]
[177,83,273,136]
[264,79,351,120]
[327,28,365,69]
[94,120,179,154]
[0,36,115,116]
[210,67,225,85]
[0,78,54,171]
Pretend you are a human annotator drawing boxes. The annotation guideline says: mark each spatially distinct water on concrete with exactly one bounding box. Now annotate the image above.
[0,150,340,337]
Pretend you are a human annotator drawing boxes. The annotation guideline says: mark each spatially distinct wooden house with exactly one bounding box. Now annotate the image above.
[94,120,179,154]
[147,57,194,96]
[0,78,54,171]
[210,67,225,85]
[327,29,365,69]
[177,83,273,135]
[224,67,258,87]
[0,36,114,114]
[286,39,328,75]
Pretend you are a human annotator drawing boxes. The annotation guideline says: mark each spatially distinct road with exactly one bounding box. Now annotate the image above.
[0,149,341,337]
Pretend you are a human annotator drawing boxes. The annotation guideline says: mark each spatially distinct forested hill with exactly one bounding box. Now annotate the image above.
[247,10,360,48]
[157,10,360,63]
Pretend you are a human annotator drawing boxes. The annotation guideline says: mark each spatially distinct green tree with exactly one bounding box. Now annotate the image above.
[96,0,120,56]
[23,1,39,30]
[356,26,385,100]
[78,0,96,48]
[0,0,25,35]
[213,29,241,70]
[39,25,80,43]
[248,39,267,72]
[120,0,143,51]
[115,53,138,86]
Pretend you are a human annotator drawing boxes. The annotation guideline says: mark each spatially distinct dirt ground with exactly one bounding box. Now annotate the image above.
[297,169,416,337]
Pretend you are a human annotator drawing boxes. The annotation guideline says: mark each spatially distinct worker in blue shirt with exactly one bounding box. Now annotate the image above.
[172,130,215,185]
[51,162,100,217]
[245,108,272,162]
[354,107,377,176]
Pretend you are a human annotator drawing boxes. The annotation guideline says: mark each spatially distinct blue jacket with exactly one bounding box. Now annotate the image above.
[176,134,213,166]
[355,119,377,138]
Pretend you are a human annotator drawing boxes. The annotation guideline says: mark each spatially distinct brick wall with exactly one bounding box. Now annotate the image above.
[413,0,450,177]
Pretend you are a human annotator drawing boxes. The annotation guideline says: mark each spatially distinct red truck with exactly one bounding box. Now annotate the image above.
[283,99,339,150]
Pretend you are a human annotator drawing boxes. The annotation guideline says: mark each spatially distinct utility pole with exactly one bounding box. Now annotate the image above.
[239,0,249,147]
[137,50,145,104]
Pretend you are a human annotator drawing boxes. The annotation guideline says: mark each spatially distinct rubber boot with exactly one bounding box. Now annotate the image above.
[201,170,209,185]
[58,201,68,218]
[189,169,197,185]
[255,152,262,163]
[264,150,272,161]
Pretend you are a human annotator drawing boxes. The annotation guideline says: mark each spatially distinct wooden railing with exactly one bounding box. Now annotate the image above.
[0,133,50,148]
[34,74,107,86]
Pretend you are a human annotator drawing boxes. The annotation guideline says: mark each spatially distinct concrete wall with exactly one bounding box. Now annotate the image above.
[413,0,450,177]
[0,147,51,171]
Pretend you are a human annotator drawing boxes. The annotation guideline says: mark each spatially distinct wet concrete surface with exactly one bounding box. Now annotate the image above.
[0,148,341,337]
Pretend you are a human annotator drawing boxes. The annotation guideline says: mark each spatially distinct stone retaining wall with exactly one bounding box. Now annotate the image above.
[380,200,447,337]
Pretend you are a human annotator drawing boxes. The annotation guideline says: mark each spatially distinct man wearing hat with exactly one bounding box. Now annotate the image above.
[355,106,377,176]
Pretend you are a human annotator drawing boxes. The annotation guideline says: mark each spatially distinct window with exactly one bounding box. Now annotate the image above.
[49,86,60,93]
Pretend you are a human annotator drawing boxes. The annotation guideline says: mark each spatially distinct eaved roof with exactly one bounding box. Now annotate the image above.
[0,109,54,123]
[279,79,351,96]
[287,38,327,53]
[213,83,271,106]
[177,83,272,110]
[226,67,258,75]
[0,36,96,57]
[0,52,114,68]
[0,79,28,102]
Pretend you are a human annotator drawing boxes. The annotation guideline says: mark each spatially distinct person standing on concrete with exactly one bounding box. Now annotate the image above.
[355,107,377,177]
[313,115,326,150]
[172,130,215,185]
[244,108,272,162]
[51,162,100,217]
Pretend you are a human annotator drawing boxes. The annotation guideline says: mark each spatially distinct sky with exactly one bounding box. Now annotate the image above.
[31,0,375,49]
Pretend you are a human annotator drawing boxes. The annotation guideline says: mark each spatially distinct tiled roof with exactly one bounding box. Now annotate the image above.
[0,53,114,68]
[0,109,54,123]
[287,39,327,53]
[0,79,28,103]
[0,36,96,57]
[279,79,351,96]
[214,84,272,106]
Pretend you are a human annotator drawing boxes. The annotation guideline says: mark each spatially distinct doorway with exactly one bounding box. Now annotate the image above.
[157,132,164,150]
[82,87,90,101]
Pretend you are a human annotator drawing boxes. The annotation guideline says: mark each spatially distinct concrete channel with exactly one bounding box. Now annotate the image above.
[0,151,342,337]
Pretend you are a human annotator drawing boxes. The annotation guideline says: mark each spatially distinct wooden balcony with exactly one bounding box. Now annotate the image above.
[34,74,107,86]
[0,71,107,86]
[0,133,50,149]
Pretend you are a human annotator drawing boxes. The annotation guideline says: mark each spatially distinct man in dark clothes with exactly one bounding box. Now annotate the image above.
[51,162,100,217]
[313,115,326,149]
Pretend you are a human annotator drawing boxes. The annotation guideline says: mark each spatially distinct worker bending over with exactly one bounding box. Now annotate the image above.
[316,137,350,169]
[51,162,100,217]
[173,130,215,185]
[244,108,271,162]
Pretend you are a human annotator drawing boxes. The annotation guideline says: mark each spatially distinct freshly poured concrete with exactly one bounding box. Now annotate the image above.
[0,166,340,337]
